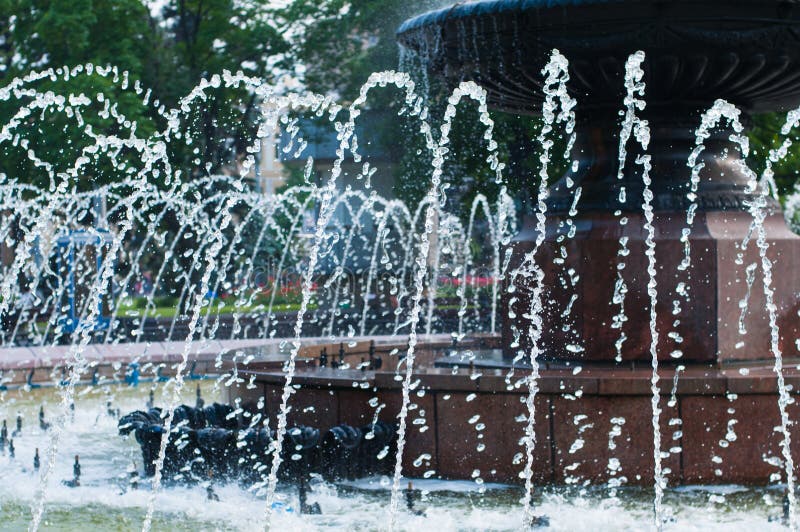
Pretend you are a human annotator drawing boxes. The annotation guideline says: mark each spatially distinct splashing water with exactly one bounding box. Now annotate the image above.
[0,41,798,532]
[0,65,509,530]
[516,49,576,529]
[262,71,428,530]
[387,79,506,530]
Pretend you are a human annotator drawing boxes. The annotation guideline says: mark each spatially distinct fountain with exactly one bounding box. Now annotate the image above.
[2,0,800,530]
[233,0,800,524]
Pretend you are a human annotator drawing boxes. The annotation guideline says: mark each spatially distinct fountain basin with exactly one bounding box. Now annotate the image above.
[232,337,800,486]
[0,381,787,530]
[0,338,319,388]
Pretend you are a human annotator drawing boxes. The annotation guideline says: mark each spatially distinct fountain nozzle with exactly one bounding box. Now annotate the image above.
[206,469,219,501]
[127,461,139,490]
[61,455,80,488]
[405,481,426,516]
[298,474,322,514]
[39,406,50,431]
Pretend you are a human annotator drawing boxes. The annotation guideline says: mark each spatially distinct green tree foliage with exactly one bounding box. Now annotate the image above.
[276,0,436,102]
[0,0,289,190]
[0,0,293,294]
[157,0,289,177]
[748,112,800,196]
[0,0,159,190]
[276,0,556,219]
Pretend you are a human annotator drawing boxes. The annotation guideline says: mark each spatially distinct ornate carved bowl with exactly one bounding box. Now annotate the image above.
[399,1,800,364]
[398,0,800,116]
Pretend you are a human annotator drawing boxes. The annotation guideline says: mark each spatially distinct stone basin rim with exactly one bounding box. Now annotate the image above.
[399,0,619,35]
[396,0,800,114]
[397,0,800,36]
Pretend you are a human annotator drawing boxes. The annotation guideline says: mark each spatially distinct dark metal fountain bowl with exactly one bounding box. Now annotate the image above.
[398,0,800,115]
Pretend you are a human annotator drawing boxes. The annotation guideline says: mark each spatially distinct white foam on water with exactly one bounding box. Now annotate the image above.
[0,385,787,531]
